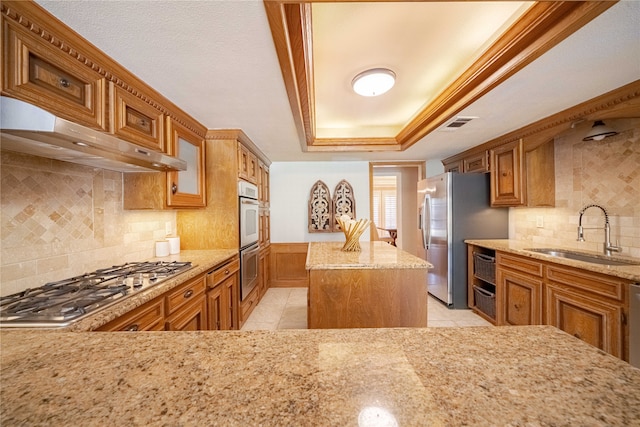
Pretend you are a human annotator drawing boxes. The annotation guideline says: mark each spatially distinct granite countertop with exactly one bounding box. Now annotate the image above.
[63,249,238,332]
[1,326,638,425]
[306,241,431,270]
[466,239,640,282]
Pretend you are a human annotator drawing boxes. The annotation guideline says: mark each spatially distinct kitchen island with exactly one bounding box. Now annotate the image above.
[1,326,639,425]
[306,241,430,329]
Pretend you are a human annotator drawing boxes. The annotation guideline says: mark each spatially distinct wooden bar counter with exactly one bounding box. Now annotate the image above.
[305,242,431,329]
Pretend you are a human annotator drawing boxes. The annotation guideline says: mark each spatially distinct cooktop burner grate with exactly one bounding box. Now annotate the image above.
[0,260,192,327]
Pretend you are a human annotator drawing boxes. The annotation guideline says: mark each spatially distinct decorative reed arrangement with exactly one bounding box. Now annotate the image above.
[336,215,371,252]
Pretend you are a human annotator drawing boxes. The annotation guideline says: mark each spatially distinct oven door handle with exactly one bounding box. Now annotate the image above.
[241,199,259,205]
[243,244,260,256]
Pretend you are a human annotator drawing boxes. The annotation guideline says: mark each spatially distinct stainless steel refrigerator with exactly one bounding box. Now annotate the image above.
[417,172,508,308]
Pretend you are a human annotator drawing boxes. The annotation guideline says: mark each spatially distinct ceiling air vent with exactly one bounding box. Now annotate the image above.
[439,116,478,132]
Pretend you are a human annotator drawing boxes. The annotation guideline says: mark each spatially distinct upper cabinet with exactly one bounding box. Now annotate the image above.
[490,140,525,206]
[258,160,270,207]
[109,83,166,152]
[165,118,206,208]
[490,139,554,207]
[2,13,107,130]
[238,143,258,184]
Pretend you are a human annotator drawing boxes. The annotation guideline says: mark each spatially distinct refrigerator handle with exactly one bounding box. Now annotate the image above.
[425,194,432,250]
[419,194,431,250]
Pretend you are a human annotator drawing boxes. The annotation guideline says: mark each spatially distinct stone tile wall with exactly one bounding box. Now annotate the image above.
[512,118,640,258]
[0,151,176,296]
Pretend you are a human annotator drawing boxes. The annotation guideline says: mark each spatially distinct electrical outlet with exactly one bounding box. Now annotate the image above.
[536,216,544,228]
[165,222,172,236]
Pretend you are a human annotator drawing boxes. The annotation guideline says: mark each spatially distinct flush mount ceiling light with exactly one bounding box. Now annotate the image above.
[351,68,396,97]
[583,120,618,141]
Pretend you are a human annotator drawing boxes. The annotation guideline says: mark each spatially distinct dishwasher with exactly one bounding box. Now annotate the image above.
[631,283,640,368]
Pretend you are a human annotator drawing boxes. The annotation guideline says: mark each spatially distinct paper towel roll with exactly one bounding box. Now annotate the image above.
[167,236,180,254]
[155,240,170,257]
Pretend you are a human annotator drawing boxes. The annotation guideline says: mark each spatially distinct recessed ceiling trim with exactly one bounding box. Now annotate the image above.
[264,1,615,154]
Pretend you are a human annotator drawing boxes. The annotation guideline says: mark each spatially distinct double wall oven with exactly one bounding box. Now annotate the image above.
[239,181,259,301]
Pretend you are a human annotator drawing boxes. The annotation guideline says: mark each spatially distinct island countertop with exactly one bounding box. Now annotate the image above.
[306,241,431,270]
[1,326,639,426]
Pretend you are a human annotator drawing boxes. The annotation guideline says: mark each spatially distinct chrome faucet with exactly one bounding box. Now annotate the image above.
[577,204,622,256]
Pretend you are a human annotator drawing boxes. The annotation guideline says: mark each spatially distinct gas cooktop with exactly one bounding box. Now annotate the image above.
[0,261,193,328]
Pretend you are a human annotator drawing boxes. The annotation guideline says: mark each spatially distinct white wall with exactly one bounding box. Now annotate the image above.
[270,161,371,243]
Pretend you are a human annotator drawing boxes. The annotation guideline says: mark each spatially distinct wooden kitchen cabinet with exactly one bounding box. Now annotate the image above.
[109,83,165,152]
[258,160,270,206]
[490,139,524,206]
[2,17,107,131]
[96,297,165,332]
[496,252,543,326]
[238,143,258,184]
[490,139,554,207]
[443,160,462,173]
[165,296,207,331]
[165,118,206,207]
[463,150,489,173]
[470,246,631,361]
[258,246,271,299]
[544,264,627,359]
[206,257,240,330]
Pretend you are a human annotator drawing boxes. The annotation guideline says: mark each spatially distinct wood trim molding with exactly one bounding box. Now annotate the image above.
[443,79,640,166]
[205,128,272,166]
[1,0,206,138]
[264,0,614,153]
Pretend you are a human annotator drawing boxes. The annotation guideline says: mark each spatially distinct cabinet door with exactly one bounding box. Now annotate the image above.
[96,297,164,331]
[222,275,239,330]
[545,283,623,358]
[463,151,489,173]
[166,118,206,207]
[110,83,165,151]
[207,285,224,330]
[165,295,207,331]
[3,21,106,130]
[490,139,525,206]
[497,268,543,326]
[444,161,462,173]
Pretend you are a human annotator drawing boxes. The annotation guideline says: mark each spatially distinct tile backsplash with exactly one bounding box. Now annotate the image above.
[0,151,176,296]
[512,118,640,258]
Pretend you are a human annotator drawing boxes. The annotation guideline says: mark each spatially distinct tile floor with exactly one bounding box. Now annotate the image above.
[240,287,493,331]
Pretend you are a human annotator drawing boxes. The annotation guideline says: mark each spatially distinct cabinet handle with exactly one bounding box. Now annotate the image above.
[513,304,521,310]
[59,78,70,88]
[171,183,178,194]
[573,333,581,339]
[125,324,139,332]
[139,119,147,126]
[224,269,230,275]
[183,289,194,299]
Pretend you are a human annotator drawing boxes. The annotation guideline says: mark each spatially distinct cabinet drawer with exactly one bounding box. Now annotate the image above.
[109,83,165,151]
[97,297,164,332]
[207,258,240,288]
[546,265,627,302]
[241,287,259,322]
[3,22,106,130]
[497,252,543,277]
[165,275,206,315]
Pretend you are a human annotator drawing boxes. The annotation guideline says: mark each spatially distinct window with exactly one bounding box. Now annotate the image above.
[372,176,397,230]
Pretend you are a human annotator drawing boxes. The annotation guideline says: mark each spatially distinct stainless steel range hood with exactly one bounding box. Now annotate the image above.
[0,96,186,172]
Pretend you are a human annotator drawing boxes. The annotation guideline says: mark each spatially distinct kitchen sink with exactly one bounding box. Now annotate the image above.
[525,248,640,266]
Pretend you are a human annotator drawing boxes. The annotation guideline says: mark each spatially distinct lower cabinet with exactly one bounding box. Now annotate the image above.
[496,252,543,326]
[206,257,240,331]
[165,296,207,331]
[97,297,165,332]
[477,248,631,361]
[97,256,240,332]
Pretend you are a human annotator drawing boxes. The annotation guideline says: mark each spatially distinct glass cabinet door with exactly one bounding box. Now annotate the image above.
[166,118,206,207]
